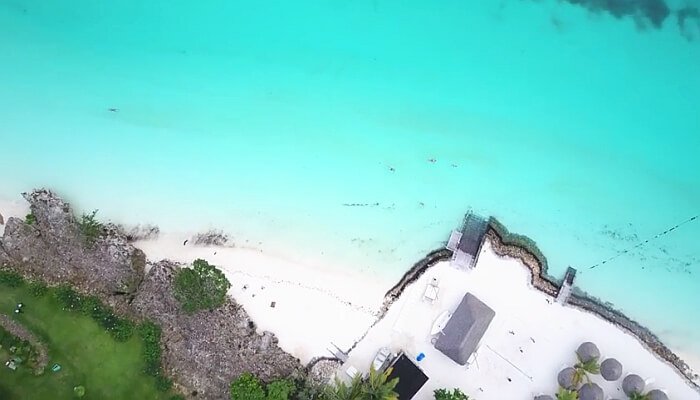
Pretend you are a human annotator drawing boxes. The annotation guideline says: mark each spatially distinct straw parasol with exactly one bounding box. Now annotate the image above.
[622,374,645,396]
[578,383,604,400]
[576,342,600,362]
[647,389,668,400]
[600,358,622,381]
[557,367,577,390]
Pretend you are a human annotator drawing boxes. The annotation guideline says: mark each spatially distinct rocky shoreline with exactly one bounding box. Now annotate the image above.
[0,190,302,399]
[355,216,699,392]
[1,189,698,395]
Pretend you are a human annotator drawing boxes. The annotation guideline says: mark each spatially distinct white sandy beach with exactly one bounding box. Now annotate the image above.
[135,232,392,364]
[342,244,700,399]
[135,229,700,399]
[1,198,699,398]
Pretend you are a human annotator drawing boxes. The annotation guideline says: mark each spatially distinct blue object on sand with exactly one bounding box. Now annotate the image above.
[416,352,425,362]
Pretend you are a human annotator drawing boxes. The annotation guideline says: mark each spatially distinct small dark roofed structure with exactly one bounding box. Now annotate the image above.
[647,389,668,400]
[434,293,495,365]
[558,367,577,390]
[578,383,604,400]
[449,212,488,269]
[386,353,428,400]
[576,342,600,363]
[600,358,623,381]
[622,374,645,396]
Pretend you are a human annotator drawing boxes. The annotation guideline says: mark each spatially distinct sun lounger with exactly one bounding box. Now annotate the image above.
[423,277,439,302]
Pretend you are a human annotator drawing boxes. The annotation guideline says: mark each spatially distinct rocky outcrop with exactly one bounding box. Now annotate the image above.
[0,189,145,311]
[191,230,230,247]
[132,261,302,399]
[0,189,304,399]
[121,224,161,242]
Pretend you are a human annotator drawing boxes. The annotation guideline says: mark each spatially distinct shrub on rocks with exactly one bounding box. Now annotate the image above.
[173,259,231,313]
[230,372,265,400]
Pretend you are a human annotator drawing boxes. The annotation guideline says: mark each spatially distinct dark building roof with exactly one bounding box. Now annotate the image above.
[434,293,495,365]
[457,213,488,258]
[386,353,429,400]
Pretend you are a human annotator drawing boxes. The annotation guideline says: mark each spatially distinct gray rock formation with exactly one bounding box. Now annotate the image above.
[0,189,144,311]
[131,260,302,399]
[0,190,304,399]
[121,224,160,242]
[308,358,342,387]
[191,229,230,246]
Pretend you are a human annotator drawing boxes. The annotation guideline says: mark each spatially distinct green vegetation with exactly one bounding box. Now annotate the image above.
[362,367,398,400]
[231,366,402,400]
[27,280,49,297]
[555,388,579,400]
[324,374,363,400]
[53,286,134,342]
[266,379,297,400]
[434,388,470,400]
[77,210,104,245]
[628,393,650,400]
[139,321,170,391]
[230,372,266,400]
[0,326,40,370]
[174,259,231,313]
[572,356,600,386]
[0,270,24,287]
[25,212,37,225]
[0,272,174,399]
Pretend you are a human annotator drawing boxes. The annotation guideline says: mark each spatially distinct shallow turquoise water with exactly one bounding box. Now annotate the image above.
[1,1,699,357]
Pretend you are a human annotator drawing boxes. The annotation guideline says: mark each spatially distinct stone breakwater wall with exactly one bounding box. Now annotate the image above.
[381,248,453,315]
[486,219,700,391]
[345,248,453,354]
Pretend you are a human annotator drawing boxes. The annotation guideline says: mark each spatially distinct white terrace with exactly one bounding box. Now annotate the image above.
[338,243,693,400]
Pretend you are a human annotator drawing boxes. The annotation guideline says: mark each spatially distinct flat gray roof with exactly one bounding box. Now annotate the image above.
[434,293,495,365]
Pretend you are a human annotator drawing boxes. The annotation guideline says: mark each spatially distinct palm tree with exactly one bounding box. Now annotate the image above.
[362,366,399,400]
[324,375,363,400]
[572,357,600,386]
[556,388,579,400]
[628,393,650,400]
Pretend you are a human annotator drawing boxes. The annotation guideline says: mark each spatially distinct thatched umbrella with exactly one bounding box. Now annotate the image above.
[647,389,668,400]
[622,374,645,396]
[534,396,554,400]
[558,367,576,390]
[600,358,622,381]
[578,383,604,400]
[576,342,600,362]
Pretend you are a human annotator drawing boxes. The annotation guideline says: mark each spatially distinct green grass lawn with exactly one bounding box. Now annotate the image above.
[0,283,171,400]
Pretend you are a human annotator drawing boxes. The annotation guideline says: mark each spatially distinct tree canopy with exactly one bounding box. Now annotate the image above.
[434,388,470,400]
[174,259,231,313]
[230,373,266,400]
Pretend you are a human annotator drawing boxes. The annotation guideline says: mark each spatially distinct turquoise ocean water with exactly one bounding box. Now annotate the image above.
[1,1,699,359]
